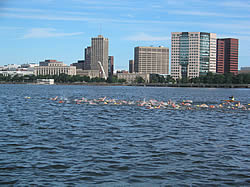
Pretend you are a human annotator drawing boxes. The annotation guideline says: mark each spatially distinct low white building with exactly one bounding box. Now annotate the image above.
[3,64,20,71]
[0,71,34,77]
[34,60,76,76]
[37,79,54,85]
[76,69,100,78]
[117,72,150,83]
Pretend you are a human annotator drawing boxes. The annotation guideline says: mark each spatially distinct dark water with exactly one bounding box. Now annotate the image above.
[0,84,250,186]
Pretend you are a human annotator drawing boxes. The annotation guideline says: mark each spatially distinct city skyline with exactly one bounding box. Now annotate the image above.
[0,0,250,70]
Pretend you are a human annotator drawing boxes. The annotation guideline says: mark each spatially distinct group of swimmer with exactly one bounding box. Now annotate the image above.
[47,95,250,111]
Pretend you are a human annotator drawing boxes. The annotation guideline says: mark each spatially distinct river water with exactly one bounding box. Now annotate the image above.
[0,84,250,186]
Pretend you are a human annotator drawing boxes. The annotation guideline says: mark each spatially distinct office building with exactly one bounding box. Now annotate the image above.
[117,72,150,83]
[84,46,91,70]
[239,67,250,74]
[91,35,109,78]
[134,46,169,74]
[171,32,216,79]
[35,60,76,76]
[108,56,114,77]
[71,60,85,69]
[216,38,239,75]
[129,60,134,73]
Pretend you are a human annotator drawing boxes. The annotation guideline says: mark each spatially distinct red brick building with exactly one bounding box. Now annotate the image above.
[216,38,239,75]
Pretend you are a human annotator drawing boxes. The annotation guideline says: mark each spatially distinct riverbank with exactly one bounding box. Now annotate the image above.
[1,81,250,88]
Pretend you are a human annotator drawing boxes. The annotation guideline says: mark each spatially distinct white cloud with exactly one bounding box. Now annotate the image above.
[0,7,43,12]
[22,28,83,39]
[125,33,170,41]
[221,1,250,9]
[168,10,246,18]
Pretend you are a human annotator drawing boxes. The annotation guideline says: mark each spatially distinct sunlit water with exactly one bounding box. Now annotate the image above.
[0,84,250,186]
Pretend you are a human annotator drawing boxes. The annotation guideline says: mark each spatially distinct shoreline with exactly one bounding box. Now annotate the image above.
[1,81,250,88]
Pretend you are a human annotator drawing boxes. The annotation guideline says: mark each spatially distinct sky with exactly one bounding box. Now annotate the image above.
[0,0,250,70]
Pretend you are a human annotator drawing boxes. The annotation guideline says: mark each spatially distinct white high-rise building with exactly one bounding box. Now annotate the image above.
[134,46,169,75]
[90,35,109,78]
[171,32,216,79]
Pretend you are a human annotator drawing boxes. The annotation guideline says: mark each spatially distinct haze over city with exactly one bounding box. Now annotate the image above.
[0,0,250,69]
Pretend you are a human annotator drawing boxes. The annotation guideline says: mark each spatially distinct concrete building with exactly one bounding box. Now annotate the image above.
[84,46,91,70]
[108,56,114,77]
[35,60,76,76]
[129,60,134,73]
[0,70,34,77]
[21,63,38,68]
[3,64,20,71]
[37,79,54,85]
[238,67,250,74]
[71,60,85,69]
[91,35,109,78]
[76,69,100,78]
[171,32,217,79]
[117,72,150,83]
[216,38,239,75]
[116,70,129,74]
[134,46,169,75]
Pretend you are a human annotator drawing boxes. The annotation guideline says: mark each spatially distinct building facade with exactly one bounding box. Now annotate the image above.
[129,60,134,73]
[134,46,169,75]
[238,67,250,74]
[171,32,216,79]
[71,60,85,69]
[216,38,239,75]
[84,46,91,70]
[91,35,109,78]
[108,56,114,77]
[35,60,76,76]
[76,69,100,78]
[0,70,34,77]
[117,72,150,83]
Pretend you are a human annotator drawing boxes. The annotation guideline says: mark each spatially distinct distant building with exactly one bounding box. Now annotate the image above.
[3,64,20,71]
[84,46,91,70]
[37,79,54,85]
[116,70,129,74]
[117,72,150,83]
[216,38,239,75]
[134,46,169,75]
[21,63,38,68]
[34,59,76,76]
[129,60,134,73]
[0,70,34,77]
[171,32,217,79]
[91,35,109,78]
[108,56,114,77]
[238,67,250,74]
[71,60,85,69]
[76,69,100,78]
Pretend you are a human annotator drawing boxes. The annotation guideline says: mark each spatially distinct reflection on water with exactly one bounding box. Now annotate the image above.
[0,85,250,186]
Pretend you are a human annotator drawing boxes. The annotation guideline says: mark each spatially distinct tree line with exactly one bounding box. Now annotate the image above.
[180,72,250,84]
[0,72,250,84]
[0,74,126,83]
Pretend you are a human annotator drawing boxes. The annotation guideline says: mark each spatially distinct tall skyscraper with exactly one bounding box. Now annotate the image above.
[91,35,109,78]
[129,60,134,73]
[84,46,91,70]
[216,38,239,75]
[108,56,114,77]
[171,32,216,79]
[134,46,169,74]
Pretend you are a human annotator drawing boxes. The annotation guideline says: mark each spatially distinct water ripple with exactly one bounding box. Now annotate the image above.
[0,85,250,186]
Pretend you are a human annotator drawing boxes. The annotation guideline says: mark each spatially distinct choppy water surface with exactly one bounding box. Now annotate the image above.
[0,84,250,186]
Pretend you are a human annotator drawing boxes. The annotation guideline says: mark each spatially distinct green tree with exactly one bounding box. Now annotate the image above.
[135,76,145,83]
[225,73,233,84]
[213,74,224,84]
